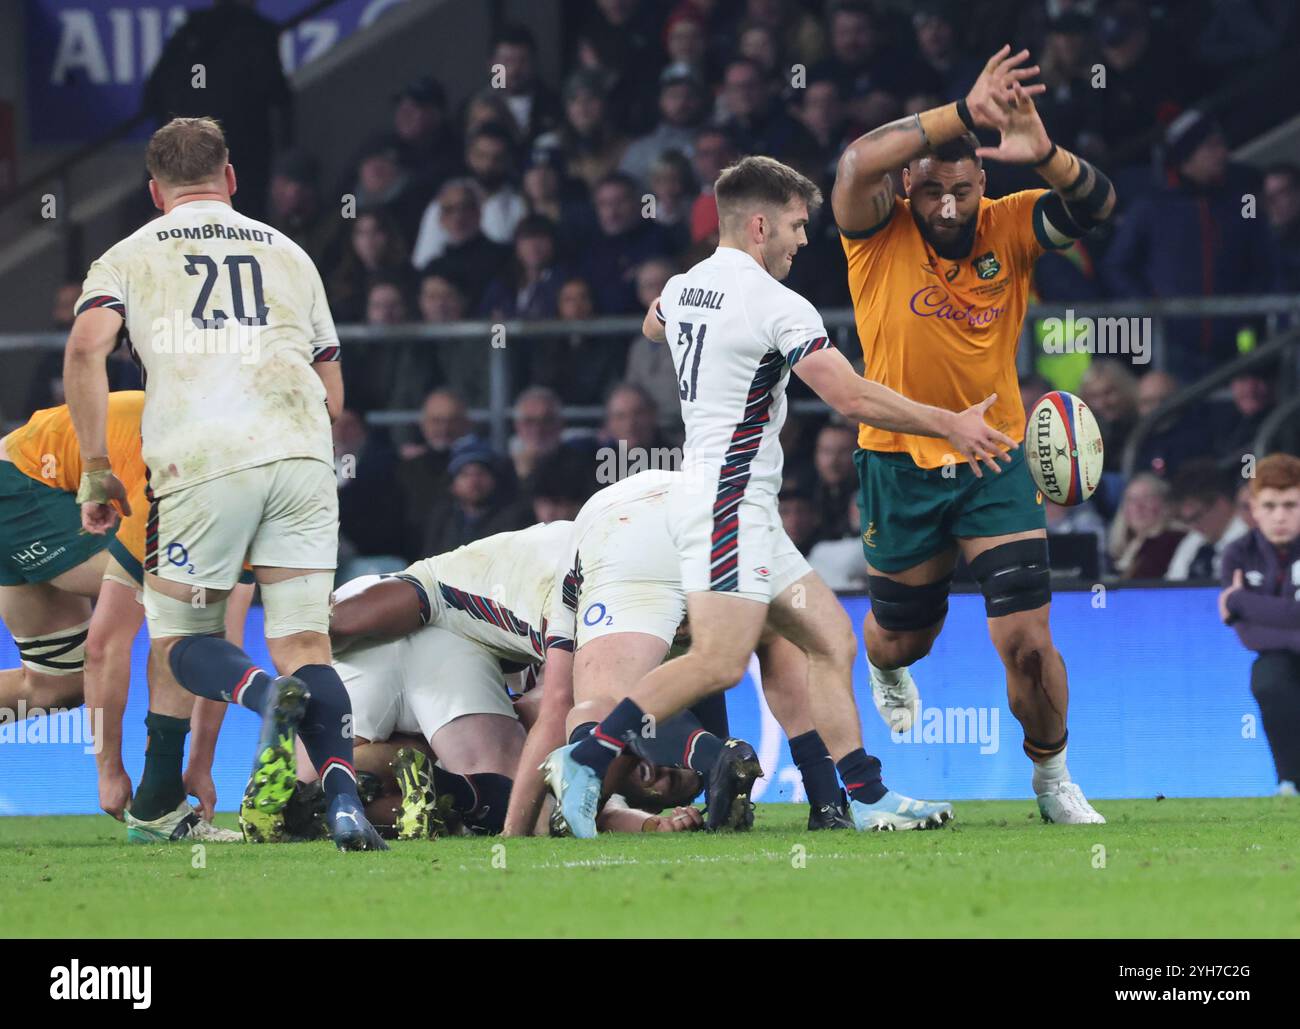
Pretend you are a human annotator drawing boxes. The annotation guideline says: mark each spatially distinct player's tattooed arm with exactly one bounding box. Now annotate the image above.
[832,46,1045,236]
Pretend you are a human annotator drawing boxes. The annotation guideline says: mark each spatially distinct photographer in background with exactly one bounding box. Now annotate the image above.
[1220,454,1300,796]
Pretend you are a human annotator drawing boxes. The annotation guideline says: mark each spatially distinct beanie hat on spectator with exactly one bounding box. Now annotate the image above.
[1164,109,1219,168]
[448,437,501,479]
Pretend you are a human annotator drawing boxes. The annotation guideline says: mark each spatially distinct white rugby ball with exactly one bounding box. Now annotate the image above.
[1025,390,1103,506]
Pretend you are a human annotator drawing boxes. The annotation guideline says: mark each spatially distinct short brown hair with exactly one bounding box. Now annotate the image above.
[1252,453,1300,494]
[714,155,822,228]
[146,117,229,186]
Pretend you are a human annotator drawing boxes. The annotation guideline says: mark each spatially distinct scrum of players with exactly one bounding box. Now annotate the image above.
[0,45,1113,847]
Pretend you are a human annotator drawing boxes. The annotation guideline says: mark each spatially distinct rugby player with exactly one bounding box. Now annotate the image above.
[325,520,578,839]
[0,391,243,841]
[511,470,953,835]
[544,154,1008,838]
[62,116,385,850]
[831,47,1115,822]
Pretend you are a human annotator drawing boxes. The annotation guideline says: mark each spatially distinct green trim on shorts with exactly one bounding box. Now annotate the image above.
[854,446,1046,574]
[0,461,114,586]
[107,537,143,586]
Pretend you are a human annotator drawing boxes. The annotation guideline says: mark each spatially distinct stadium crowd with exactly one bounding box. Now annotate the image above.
[17,0,1300,584]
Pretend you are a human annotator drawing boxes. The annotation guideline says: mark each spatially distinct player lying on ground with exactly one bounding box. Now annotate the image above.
[511,470,953,835]
[543,154,1008,839]
[326,516,732,837]
[832,46,1116,822]
[326,520,579,838]
[63,116,385,850]
[0,391,243,842]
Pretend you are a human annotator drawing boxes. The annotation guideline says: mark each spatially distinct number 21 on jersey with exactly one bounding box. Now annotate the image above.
[675,321,706,402]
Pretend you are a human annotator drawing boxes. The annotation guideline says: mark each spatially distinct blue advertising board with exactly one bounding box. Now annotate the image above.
[0,587,1272,817]
[24,0,410,142]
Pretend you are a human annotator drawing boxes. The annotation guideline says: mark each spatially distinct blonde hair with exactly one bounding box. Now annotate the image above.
[145,117,229,186]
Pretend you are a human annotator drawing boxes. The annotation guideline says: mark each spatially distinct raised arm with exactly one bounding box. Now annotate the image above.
[794,347,1014,476]
[832,45,1044,235]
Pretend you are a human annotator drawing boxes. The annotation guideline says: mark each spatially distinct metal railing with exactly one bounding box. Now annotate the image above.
[4,295,1299,454]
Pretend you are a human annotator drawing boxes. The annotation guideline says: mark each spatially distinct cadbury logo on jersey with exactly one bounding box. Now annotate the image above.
[908,285,1005,327]
[678,287,725,309]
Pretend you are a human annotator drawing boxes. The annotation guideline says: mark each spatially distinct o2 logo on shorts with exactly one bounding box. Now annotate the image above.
[166,542,195,575]
[582,602,614,627]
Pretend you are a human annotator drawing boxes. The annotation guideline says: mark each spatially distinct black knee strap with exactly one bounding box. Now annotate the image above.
[969,539,1051,618]
[867,573,952,632]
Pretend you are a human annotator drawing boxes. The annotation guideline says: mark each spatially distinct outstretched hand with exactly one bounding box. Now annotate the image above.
[964,45,1046,133]
[975,81,1054,165]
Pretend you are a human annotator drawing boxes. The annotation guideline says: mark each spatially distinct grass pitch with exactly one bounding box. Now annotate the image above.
[1,799,1295,938]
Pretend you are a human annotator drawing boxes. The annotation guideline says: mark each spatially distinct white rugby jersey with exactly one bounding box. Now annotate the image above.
[550,470,679,641]
[653,246,834,497]
[398,521,575,666]
[77,200,339,497]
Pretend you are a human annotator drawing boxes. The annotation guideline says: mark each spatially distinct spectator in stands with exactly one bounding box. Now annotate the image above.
[664,8,709,79]
[811,423,857,544]
[1091,0,1187,152]
[1107,472,1187,579]
[343,277,414,415]
[489,24,562,142]
[413,179,511,310]
[747,0,827,66]
[583,173,675,314]
[1079,362,1139,473]
[413,272,485,409]
[1263,163,1300,291]
[1130,371,1213,479]
[510,386,568,488]
[1220,452,1300,795]
[580,0,666,135]
[520,145,598,256]
[795,76,853,185]
[780,487,820,556]
[142,0,290,222]
[516,277,629,405]
[396,389,473,554]
[620,65,708,188]
[536,70,630,192]
[412,125,526,266]
[365,279,408,326]
[736,21,786,92]
[810,1,927,130]
[912,2,982,102]
[529,447,597,523]
[421,437,531,556]
[1211,371,1278,470]
[1166,460,1251,580]
[647,151,697,250]
[463,91,523,145]
[1034,11,1105,163]
[1102,110,1279,380]
[389,77,460,211]
[327,208,412,324]
[688,127,739,246]
[715,58,818,169]
[596,382,672,464]
[480,215,566,321]
[267,150,334,267]
[624,258,685,442]
[346,136,427,238]
[333,409,403,570]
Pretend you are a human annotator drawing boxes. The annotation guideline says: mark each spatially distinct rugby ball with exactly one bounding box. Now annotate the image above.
[1025,390,1103,506]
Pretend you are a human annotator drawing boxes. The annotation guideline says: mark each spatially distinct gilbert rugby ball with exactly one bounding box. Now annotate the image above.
[1025,390,1103,506]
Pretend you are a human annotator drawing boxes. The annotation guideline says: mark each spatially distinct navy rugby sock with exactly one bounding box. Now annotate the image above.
[789,730,842,810]
[168,636,272,712]
[836,748,887,805]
